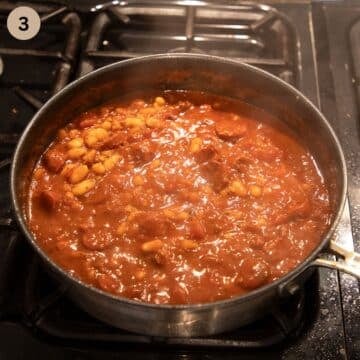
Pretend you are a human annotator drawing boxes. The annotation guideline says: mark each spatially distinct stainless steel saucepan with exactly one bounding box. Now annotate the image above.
[10,54,360,337]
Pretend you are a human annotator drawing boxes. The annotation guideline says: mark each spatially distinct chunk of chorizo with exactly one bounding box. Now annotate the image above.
[98,274,119,292]
[39,190,61,211]
[43,150,65,173]
[189,219,206,240]
[272,199,311,225]
[81,230,113,251]
[136,212,175,237]
[200,158,229,192]
[130,141,155,166]
[79,118,97,129]
[236,257,270,289]
[195,145,218,163]
[215,118,247,141]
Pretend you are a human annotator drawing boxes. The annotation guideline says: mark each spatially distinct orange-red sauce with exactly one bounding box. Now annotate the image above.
[26,91,331,304]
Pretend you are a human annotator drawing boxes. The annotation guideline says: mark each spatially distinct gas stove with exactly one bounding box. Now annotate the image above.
[0,1,359,359]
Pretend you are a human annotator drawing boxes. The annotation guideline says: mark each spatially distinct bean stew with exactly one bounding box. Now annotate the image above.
[26,91,332,304]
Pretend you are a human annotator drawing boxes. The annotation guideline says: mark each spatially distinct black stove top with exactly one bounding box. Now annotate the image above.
[0,1,359,359]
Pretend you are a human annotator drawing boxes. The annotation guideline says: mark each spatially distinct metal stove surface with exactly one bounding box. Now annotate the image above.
[315,2,360,358]
[0,1,358,359]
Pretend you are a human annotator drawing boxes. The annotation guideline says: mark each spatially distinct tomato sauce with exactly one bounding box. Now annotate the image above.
[26,91,332,304]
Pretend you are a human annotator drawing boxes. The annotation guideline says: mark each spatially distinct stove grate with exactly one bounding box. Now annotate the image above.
[79,1,299,86]
[0,3,81,158]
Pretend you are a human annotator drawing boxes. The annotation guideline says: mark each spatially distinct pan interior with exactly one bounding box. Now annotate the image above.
[12,55,346,310]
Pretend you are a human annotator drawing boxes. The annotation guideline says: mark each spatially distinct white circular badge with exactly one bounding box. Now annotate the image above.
[7,6,41,41]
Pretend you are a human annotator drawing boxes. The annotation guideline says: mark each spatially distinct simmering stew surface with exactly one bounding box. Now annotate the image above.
[26,91,331,304]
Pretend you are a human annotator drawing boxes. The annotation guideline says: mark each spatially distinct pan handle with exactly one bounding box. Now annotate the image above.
[312,240,360,278]
[311,197,360,279]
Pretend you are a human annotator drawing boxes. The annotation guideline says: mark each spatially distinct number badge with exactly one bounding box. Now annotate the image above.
[7,6,41,41]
